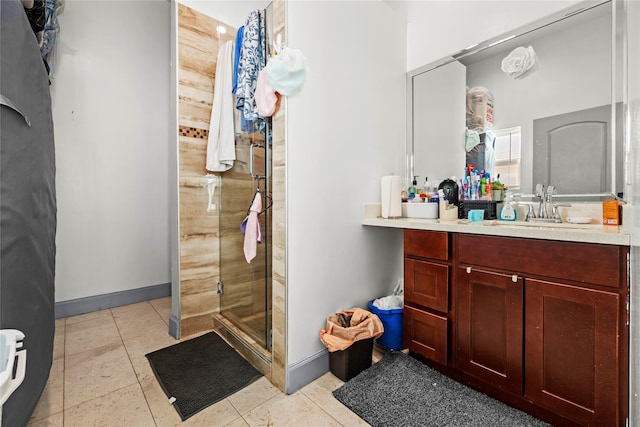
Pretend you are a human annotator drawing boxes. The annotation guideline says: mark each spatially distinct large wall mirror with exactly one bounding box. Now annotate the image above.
[409,0,625,198]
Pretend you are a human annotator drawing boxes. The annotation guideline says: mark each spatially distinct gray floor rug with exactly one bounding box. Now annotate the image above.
[333,351,550,427]
[146,332,262,421]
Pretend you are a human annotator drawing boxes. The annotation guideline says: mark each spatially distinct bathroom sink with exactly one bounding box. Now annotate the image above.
[526,218,561,224]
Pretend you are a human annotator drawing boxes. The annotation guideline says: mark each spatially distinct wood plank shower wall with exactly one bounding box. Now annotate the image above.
[177,4,235,336]
[270,0,287,392]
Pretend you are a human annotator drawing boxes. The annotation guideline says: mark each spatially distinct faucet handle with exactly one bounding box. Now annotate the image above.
[551,203,571,222]
[525,204,536,221]
[545,185,557,203]
[518,202,537,221]
[535,183,544,197]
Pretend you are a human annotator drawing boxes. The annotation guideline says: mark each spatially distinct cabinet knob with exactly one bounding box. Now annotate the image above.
[512,275,518,282]
[466,267,472,274]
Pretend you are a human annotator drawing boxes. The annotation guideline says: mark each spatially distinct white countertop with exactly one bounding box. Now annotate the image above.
[362,203,631,246]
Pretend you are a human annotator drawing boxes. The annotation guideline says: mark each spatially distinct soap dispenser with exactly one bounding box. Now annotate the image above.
[408,176,418,199]
[499,190,517,221]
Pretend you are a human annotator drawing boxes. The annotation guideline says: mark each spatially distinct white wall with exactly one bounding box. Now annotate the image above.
[52,1,171,301]
[405,0,583,71]
[287,1,407,364]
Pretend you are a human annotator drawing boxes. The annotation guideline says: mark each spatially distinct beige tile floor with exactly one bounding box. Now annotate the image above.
[27,297,371,427]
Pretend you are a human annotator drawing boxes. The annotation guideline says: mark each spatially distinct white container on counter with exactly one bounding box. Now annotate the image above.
[402,202,439,219]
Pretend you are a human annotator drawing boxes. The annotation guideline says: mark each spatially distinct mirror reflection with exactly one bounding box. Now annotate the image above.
[410,0,623,198]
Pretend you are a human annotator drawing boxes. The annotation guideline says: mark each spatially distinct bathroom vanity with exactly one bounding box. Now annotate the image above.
[365,215,629,426]
[380,0,634,423]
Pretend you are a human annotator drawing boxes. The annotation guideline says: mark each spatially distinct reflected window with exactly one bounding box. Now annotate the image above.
[494,127,521,189]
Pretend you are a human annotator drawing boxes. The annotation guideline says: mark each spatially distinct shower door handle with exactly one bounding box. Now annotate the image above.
[249,143,268,180]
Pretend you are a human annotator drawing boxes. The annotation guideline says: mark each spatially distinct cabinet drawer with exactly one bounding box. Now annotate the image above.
[403,305,447,365]
[405,258,449,312]
[404,230,449,261]
[458,234,624,289]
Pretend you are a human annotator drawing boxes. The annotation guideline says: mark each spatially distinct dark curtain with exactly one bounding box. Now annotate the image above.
[0,0,57,425]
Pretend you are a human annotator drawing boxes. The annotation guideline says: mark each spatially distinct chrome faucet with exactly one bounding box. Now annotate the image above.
[535,184,548,219]
[534,184,557,219]
[527,184,569,223]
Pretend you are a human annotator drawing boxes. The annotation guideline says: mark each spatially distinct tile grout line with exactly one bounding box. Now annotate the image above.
[301,388,351,427]
[111,307,160,426]
[62,311,144,425]
[148,299,170,327]
[226,394,279,426]
[236,392,282,425]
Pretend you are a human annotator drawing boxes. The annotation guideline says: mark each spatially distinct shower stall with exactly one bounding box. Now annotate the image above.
[213,4,274,364]
[173,0,275,375]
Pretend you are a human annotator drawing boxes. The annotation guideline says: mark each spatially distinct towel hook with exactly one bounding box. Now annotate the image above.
[245,188,273,217]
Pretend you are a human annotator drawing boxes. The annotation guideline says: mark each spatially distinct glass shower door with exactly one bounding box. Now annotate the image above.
[218,3,273,352]
[219,129,272,351]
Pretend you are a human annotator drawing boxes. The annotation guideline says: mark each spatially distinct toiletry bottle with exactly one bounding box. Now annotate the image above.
[499,191,517,221]
[485,173,492,198]
[471,171,480,200]
[422,177,430,196]
[462,176,469,200]
[401,177,408,200]
[408,176,418,199]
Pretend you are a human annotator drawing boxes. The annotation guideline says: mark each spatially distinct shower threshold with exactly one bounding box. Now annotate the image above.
[212,313,272,379]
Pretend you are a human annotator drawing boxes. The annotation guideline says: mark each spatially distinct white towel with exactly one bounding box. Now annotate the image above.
[206,40,236,172]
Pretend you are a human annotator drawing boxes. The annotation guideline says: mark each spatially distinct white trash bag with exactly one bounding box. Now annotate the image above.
[372,278,404,310]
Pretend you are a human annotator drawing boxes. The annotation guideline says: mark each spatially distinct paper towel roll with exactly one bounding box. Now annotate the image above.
[381,175,402,218]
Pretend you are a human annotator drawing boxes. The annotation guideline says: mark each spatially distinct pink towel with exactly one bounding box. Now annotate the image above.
[243,192,262,263]
[255,68,278,117]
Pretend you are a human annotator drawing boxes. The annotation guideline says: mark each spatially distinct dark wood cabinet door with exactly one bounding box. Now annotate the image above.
[404,305,448,365]
[456,267,524,395]
[525,279,620,427]
[405,258,449,313]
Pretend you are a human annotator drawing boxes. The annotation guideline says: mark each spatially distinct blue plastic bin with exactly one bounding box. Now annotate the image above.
[368,300,404,350]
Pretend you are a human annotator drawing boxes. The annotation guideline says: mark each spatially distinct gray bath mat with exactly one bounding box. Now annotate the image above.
[333,351,550,427]
[146,332,262,420]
